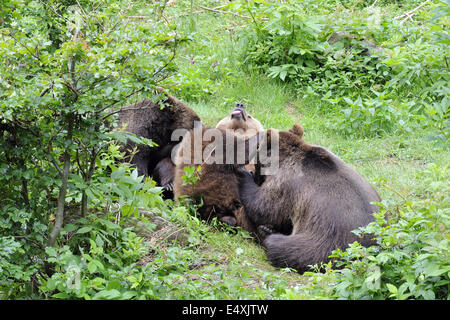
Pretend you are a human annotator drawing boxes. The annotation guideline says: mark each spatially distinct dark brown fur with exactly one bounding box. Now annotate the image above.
[153,157,176,198]
[173,127,243,225]
[117,92,201,191]
[237,124,381,272]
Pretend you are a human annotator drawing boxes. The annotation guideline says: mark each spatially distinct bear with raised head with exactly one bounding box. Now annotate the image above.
[236,124,381,272]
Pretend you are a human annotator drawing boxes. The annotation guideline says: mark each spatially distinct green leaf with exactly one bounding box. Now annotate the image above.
[45,247,57,257]
[52,292,71,299]
[87,261,98,274]
[92,289,121,300]
[77,226,93,234]
[386,283,397,296]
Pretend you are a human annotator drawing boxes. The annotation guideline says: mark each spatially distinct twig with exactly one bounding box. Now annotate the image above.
[69,56,78,93]
[199,277,232,299]
[100,87,146,120]
[382,183,409,202]
[75,0,87,17]
[400,13,416,24]
[8,32,40,61]
[38,0,70,24]
[106,2,134,37]
[197,5,252,19]
[369,0,378,8]
[99,32,177,120]
[394,0,432,20]
[92,0,105,12]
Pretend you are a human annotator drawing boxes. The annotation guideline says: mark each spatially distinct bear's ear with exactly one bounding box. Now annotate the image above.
[289,123,304,138]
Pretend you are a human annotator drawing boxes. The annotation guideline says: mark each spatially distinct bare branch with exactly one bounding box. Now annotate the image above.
[197,5,252,19]
[394,0,432,22]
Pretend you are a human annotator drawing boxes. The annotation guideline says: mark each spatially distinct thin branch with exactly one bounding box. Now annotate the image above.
[48,115,74,247]
[98,31,179,119]
[12,117,65,177]
[92,0,105,12]
[382,183,409,202]
[76,148,87,180]
[39,81,54,98]
[151,32,178,79]
[62,81,79,100]
[8,32,40,61]
[394,0,432,21]
[37,0,70,24]
[197,5,252,19]
[106,2,134,37]
[69,55,78,94]
[100,87,146,120]
[75,0,88,17]
[175,4,230,18]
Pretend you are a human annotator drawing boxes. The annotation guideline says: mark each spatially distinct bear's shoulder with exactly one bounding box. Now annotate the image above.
[300,143,336,171]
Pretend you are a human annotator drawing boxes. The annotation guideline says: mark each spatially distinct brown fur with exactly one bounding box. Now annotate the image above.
[117,92,201,192]
[173,104,263,232]
[237,124,381,272]
[216,103,264,174]
[153,157,176,198]
[173,127,243,224]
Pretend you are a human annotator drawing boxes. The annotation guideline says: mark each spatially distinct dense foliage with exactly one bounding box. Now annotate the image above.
[234,0,449,139]
[0,0,179,297]
[1,0,449,300]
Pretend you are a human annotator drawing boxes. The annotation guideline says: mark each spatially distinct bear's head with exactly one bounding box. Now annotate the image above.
[256,123,304,155]
[242,123,305,179]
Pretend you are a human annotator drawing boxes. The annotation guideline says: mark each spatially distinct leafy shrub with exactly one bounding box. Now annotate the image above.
[232,0,448,138]
[0,0,179,297]
[329,91,411,137]
[236,0,391,97]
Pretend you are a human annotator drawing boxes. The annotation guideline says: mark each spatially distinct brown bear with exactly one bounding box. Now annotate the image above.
[236,124,381,272]
[117,90,201,197]
[173,104,263,232]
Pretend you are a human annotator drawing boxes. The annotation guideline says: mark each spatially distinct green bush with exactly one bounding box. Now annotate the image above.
[232,0,448,139]
[236,0,391,97]
[0,0,179,298]
[329,91,412,137]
